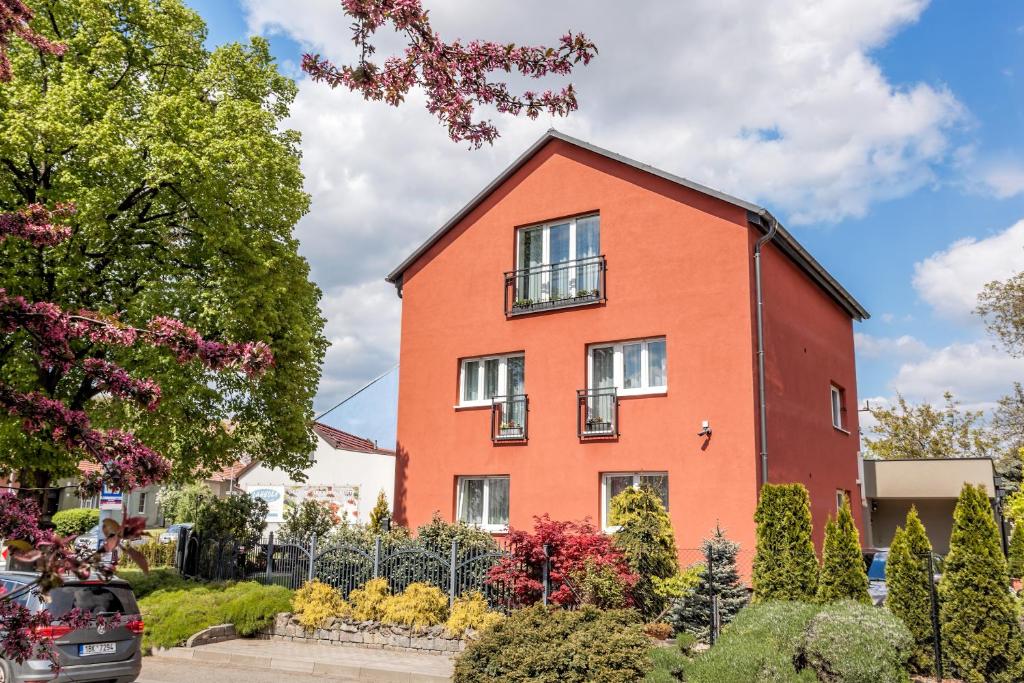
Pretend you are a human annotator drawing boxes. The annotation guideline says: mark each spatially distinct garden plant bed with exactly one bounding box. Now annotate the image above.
[262,612,470,655]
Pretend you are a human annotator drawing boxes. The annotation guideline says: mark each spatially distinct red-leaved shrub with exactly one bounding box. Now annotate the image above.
[487,514,638,607]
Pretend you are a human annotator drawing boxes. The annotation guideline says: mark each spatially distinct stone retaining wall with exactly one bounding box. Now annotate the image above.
[260,613,469,655]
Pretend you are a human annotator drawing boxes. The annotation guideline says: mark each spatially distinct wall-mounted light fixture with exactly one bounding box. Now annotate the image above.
[698,420,712,438]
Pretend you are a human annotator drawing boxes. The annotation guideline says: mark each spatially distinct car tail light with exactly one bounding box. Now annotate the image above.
[34,625,73,639]
[125,620,144,635]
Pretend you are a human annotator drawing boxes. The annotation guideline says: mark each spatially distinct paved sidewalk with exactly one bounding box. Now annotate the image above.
[152,638,454,682]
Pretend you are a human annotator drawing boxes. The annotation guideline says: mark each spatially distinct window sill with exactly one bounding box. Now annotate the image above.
[460,523,508,534]
[455,403,491,411]
[833,425,851,435]
[618,388,668,398]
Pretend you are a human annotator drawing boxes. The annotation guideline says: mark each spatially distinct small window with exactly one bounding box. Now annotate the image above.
[456,477,509,531]
[835,489,847,511]
[137,491,147,515]
[459,354,524,407]
[830,385,846,430]
[588,338,667,396]
[601,472,669,531]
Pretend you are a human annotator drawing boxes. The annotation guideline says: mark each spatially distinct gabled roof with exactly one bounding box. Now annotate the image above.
[385,129,869,321]
[313,422,394,455]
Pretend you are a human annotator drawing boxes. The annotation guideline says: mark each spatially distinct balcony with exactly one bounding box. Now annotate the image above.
[491,394,528,442]
[577,387,618,439]
[504,256,606,317]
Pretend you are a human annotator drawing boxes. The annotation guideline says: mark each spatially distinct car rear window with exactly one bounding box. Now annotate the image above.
[46,584,139,618]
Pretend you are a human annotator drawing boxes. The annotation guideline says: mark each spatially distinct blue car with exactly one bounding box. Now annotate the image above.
[864,548,943,606]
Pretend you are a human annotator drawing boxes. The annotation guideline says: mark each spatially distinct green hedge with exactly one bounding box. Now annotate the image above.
[119,540,177,570]
[454,605,651,683]
[52,508,99,536]
[138,581,292,652]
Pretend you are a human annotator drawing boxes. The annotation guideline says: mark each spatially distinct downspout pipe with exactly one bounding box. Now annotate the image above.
[754,210,778,486]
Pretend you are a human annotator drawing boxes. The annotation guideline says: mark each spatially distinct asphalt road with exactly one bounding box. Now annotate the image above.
[137,657,353,682]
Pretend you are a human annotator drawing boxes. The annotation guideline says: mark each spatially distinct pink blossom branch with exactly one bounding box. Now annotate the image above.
[0,203,74,247]
[0,0,66,82]
[303,0,596,147]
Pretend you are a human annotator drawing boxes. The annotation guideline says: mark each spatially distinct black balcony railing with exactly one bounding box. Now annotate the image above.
[577,387,618,439]
[504,256,606,316]
[491,394,528,442]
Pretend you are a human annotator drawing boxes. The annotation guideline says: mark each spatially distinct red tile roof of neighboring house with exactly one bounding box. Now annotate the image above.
[77,460,102,475]
[208,461,248,482]
[313,422,393,455]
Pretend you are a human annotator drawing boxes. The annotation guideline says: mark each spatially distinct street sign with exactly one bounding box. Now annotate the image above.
[99,483,123,511]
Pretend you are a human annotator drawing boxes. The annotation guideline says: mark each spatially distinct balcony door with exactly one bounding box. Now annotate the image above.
[515,215,600,303]
[587,345,616,431]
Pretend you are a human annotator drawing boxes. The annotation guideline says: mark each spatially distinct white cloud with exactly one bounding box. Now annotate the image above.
[237,0,969,406]
[979,162,1024,199]
[912,219,1024,321]
[889,341,1024,408]
[854,333,929,359]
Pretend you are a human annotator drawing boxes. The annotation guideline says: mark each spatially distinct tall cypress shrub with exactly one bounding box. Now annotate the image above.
[939,484,1024,683]
[886,507,935,675]
[816,495,869,603]
[1008,522,1024,580]
[667,525,748,641]
[752,483,818,601]
[611,486,679,619]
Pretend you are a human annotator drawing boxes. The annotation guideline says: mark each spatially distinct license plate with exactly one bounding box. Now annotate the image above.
[79,642,116,656]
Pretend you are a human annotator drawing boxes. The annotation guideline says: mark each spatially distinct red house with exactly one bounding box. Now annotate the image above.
[386,131,868,561]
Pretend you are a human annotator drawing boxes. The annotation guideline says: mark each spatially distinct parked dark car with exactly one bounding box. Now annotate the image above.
[0,572,143,682]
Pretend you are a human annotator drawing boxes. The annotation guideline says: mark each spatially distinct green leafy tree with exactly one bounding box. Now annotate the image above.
[752,483,818,602]
[610,485,679,619]
[992,386,1024,492]
[668,525,748,641]
[0,0,326,483]
[279,499,337,542]
[1008,522,1024,580]
[368,490,390,533]
[977,269,1024,357]
[864,392,996,460]
[885,507,936,675]
[157,483,216,525]
[939,484,1024,682]
[193,492,268,541]
[816,495,869,604]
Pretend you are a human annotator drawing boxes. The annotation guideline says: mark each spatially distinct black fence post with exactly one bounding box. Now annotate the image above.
[449,539,458,608]
[708,543,720,645]
[265,531,275,585]
[926,552,943,681]
[542,543,551,606]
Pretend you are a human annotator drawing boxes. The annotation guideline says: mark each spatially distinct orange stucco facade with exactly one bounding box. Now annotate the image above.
[391,136,864,562]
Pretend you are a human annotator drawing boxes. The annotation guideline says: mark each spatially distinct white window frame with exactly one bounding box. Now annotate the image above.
[600,472,669,532]
[137,491,147,515]
[455,476,510,532]
[835,489,847,512]
[458,354,524,408]
[830,384,845,430]
[587,338,667,397]
[515,214,600,271]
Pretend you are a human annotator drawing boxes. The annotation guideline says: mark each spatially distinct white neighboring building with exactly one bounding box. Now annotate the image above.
[236,422,396,531]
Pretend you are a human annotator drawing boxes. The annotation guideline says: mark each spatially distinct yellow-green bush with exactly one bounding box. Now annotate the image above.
[120,540,177,570]
[380,582,448,629]
[292,580,350,630]
[445,591,503,637]
[349,577,391,621]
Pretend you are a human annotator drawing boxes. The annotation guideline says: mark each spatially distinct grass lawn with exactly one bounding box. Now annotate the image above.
[646,645,689,682]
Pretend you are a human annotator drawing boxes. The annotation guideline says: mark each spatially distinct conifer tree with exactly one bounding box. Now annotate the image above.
[668,525,748,641]
[752,483,819,601]
[1008,522,1024,580]
[611,486,679,619]
[368,490,391,534]
[816,494,869,603]
[886,506,936,675]
[939,484,1024,683]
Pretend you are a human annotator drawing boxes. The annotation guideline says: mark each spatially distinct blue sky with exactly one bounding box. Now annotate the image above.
[187,0,1024,448]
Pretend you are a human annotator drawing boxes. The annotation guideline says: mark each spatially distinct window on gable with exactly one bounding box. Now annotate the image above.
[459,354,525,407]
[513,215,601,305]
[588,338,667,397]
[831,384,846,430]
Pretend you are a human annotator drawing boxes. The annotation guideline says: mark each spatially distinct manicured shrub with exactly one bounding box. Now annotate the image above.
[572,558,630,609]
[445,591,504,637]
[348,577,391,621]
[380,582,448,629]
[453,605,652,683]
[668,525,748,641]
[279,499,338,542]
[796,600,912,683]
[675,631,697,656]
[368,490,391,533]
[815,495,869,604]
[486,514,637,607]
[119,539,177,570]
[939,483,1024,682]
[139,581,292,652]
[611,486,679,618]
[292,580,350,630]
[157,483,216,525]
[643,622,673,640]
[885,507,936,675]
[1009,521,1024,580]
[194,492,268,541]
[117,567,192,599]
[51,507,99,536]
[682,601,819,682]
[752,483,818,602]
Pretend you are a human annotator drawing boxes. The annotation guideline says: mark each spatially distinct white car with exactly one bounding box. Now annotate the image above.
[158,523,192,544]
